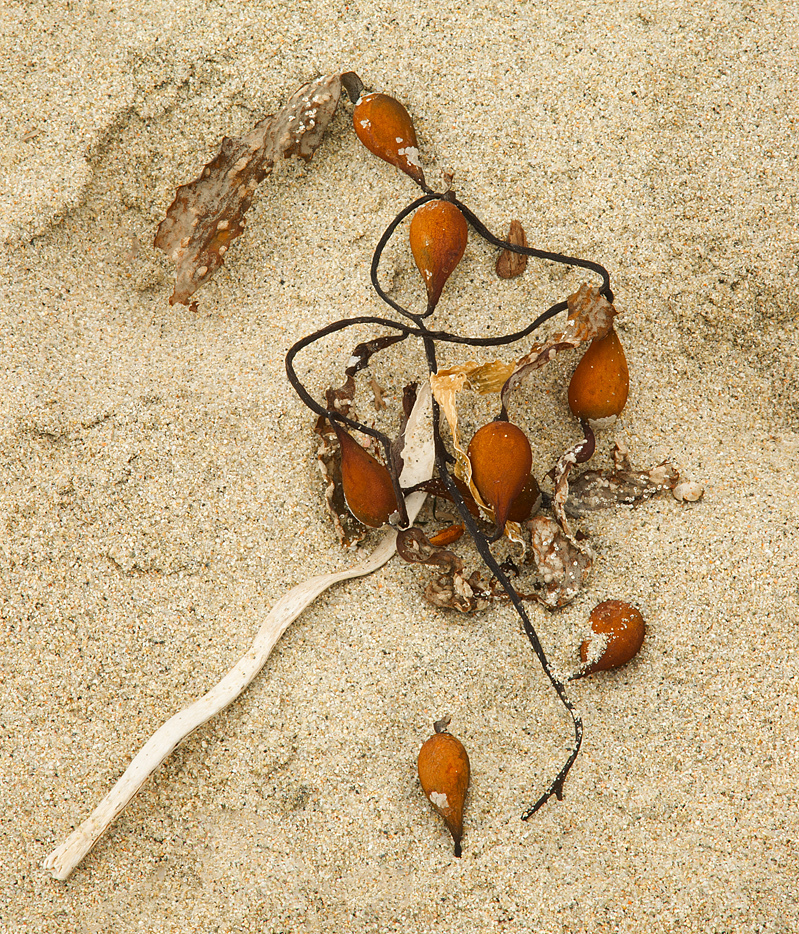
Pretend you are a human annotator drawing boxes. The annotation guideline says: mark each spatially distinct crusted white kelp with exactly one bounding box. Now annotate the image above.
[44,385,434,881]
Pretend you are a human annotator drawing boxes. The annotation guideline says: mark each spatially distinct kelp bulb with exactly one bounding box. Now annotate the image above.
[577,599,645,676]
[353,92,426,188]
[568,328,629,427]
[333,423,398,528]
[467,421,533,532]
[409,200,468,314]
[417,719,471,857]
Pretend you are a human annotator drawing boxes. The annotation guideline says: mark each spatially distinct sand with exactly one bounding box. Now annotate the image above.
[1,1,797,931]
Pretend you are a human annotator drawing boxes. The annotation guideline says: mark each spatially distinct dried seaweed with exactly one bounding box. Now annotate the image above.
[346,334,407,377]
[527,516,593,608]
[143,70,704,845]
[429,363,496,519]
[397,527,490,613]
[496,220,529,279]
[565,440,681,517]
[370,376,387,411]
[154,74,341,308]
[425,570,491,613]
[53,68,702,879]
[283,150,691,821]
[551,432,597,542]
[427,523,465,546]
[314,375,366,547]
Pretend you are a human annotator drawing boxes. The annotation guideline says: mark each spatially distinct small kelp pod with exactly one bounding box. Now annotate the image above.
[409,199,468,314]
[333,423,398,528]
[467,421,533,532]
[577,600,645,677]
[568,328,629,427]
[417,718,471,857]
[353,91,426,188]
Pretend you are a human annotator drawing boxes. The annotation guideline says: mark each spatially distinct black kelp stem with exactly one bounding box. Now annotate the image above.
[420,333,582,816]
[286,310,559,430]
[420,301,565,347]
[286,317,412,431]
[451,196,614,303]
[286,184,613,815]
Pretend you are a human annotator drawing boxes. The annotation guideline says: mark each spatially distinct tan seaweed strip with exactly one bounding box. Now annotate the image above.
[45,387,434,881]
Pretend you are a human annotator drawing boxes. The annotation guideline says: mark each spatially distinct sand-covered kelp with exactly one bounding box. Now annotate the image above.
[46,69,703,877]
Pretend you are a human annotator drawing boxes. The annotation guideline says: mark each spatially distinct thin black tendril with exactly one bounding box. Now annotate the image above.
[285,185,611,818]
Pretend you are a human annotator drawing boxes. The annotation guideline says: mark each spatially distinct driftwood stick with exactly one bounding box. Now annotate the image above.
[45,386,433,881]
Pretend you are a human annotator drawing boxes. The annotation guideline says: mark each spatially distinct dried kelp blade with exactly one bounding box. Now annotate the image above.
[495,219,529,280]
[396,382,435,490]
[154,73,341,307]
[428,284,616,417]
[566,440,681,517]
[528,515,593,609]
[550,432,597,544]
[429,365,480,499]
[396,525,461,572]
[315,375,365,547]
[432,359,516,398]
[425,569,490,614]
[396,527,490,613]
[345,334,408,378]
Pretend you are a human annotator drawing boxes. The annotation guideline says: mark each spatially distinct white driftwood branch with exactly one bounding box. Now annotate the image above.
[44,385,434,881]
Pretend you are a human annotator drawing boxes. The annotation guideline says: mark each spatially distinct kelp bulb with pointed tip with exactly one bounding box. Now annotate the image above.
[467,421,533,532]
[333,423,398,528]
[568,328,629,426]
[417,722,470,857]
[577,600,645,677]
[352,92,426,188]
[409,200,468,314]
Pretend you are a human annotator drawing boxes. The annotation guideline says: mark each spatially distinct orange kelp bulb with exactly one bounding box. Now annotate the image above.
[333,423,398,528]
[467,421,533,532]
[417,720,471,857]
[409,200,468,314]
[578,600,645,676]
[352,92,426,188]
[568,328,629,427]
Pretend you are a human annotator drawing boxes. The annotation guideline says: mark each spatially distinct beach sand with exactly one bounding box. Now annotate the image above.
[1,1,797,931]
